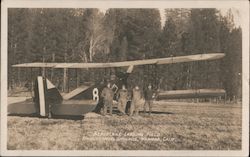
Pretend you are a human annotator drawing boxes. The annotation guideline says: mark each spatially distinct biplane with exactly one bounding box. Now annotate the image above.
[8,53,226,118]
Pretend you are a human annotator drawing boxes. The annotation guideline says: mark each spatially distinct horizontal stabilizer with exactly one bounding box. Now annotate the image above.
[157,89,226,100]
[8,100,37,115]
[63,85,93,100]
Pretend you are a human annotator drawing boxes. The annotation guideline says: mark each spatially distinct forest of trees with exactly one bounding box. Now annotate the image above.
[8,8,242,100]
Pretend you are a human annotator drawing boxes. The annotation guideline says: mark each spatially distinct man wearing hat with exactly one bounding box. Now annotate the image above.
[144,84,154,115]
[116,84,128,115]
[101,82,114,116]
[130,85,142,116]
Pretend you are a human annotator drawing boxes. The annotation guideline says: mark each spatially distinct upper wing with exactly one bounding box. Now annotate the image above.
[12,53,225,69]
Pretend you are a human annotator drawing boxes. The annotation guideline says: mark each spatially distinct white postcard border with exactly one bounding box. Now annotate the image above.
[1,0,249,156]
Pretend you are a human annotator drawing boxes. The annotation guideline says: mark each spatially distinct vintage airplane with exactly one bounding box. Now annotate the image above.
[8,53,226,118]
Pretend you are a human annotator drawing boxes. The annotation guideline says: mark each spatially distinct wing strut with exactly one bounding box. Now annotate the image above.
[127,65,134,73]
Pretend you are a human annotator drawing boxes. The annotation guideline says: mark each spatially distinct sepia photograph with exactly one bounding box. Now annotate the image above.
[1,0,249,156]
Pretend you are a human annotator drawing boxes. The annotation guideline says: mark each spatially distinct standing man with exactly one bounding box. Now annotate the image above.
[101,83,114,116]
[130,85,142,116]
[144,84,154,115]
[117,85,128,115]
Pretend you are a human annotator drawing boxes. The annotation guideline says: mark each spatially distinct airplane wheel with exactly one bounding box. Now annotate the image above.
[48,111,52,119]
[125,101,131,114]
[93,100,104,113]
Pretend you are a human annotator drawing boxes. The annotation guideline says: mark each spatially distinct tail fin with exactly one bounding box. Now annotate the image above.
[34,76,63,117]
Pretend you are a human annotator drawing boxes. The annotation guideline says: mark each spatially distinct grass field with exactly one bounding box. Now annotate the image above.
[7,101,242,150]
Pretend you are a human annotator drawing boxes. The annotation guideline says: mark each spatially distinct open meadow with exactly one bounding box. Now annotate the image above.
[7,101,242,150]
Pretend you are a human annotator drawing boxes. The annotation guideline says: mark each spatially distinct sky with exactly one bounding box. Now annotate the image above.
[220,8,241,27]
[99,8,241,28]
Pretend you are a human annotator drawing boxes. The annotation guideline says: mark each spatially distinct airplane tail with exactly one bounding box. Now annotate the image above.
[9,76,98,118]
[8,76,63,117]
[33,76,63,117]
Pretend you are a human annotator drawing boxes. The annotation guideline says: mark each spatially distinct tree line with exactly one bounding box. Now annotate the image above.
[8,8,242,100]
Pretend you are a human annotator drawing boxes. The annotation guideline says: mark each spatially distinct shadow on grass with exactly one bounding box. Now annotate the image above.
[50,115,85,120]
[8,114,85,120]
[140,111,175,115]
[8,109,174,120]
[8,113,39,117]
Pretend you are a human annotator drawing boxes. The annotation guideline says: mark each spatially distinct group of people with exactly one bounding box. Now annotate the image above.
[100,83,155,116]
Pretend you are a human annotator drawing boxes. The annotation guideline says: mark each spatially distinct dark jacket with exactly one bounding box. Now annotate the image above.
[144,88,154,100]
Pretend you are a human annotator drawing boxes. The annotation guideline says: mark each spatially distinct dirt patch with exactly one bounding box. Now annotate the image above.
[7,101,242,150]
